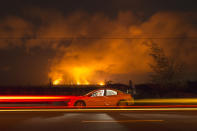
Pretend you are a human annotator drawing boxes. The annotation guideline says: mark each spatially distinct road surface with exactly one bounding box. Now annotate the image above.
[1,108,197,131]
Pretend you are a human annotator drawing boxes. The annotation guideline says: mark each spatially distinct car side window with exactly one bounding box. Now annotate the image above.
[91,90,104,97]
[106,90,118,96]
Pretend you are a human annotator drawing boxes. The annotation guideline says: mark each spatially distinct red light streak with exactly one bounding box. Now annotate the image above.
[0,105,197,109]
[0,96,77,102]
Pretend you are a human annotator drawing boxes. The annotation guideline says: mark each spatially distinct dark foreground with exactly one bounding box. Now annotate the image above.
[1,108,197,131]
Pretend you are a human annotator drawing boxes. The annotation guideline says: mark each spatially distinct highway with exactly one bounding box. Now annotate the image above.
[1,108,197,131]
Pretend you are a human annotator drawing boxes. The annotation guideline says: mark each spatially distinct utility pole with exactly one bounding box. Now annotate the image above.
[49,78,52,87]
[129,80,136,98]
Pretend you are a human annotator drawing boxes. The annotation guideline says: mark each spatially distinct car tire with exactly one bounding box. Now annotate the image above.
[117,100,128,108]
[74,101,86,108]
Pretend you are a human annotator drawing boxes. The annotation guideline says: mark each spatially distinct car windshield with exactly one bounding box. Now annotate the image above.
[84,89,105,96]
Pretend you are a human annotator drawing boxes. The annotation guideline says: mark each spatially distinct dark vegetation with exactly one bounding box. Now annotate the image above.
[0,81,197,99]
[0,84,130,96]
[135,81,197,99]
[149,43,185,88]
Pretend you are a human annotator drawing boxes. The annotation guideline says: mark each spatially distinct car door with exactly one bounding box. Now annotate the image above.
[85,89,106,106]
[105,89,120,106]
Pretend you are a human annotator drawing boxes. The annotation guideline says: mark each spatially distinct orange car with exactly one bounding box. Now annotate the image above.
[69,88,134,107]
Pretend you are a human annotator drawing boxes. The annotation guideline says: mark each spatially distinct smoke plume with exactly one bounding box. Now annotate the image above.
[0,9,197,84]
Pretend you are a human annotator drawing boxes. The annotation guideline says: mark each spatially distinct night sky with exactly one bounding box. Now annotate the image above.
[0,0,197,16]
[0,0,197,85]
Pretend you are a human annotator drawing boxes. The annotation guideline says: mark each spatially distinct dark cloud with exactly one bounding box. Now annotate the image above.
[0,0,197,18]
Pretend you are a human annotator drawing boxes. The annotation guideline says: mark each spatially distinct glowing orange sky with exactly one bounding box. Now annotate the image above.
[0,10,196,85]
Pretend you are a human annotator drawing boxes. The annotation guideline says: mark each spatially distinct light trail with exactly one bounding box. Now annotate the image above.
[1,108,197,112]
[134,98,197,104]
[0,96,76,102]
[0,96,70,99]
[1,96,197,103]
[81,120,164,123]
[1,105,197,109]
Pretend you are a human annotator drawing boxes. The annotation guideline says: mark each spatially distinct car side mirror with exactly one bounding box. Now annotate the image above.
[88,94,92,97]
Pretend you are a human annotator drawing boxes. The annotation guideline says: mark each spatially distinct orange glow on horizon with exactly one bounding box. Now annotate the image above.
[53,78,62,85]
[71,67,92,85]
[50,65,108,85]
[77,81,80,85]
[98,82,105,86]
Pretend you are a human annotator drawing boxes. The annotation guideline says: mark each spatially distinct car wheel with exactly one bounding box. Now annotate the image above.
[117,100,128,108]
[74,101,86,108]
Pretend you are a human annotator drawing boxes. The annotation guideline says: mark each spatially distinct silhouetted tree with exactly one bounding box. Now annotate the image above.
[105,80,112,87]
[149,43,184,88]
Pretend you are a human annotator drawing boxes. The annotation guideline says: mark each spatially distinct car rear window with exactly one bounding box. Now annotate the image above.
[106,90,118,96]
